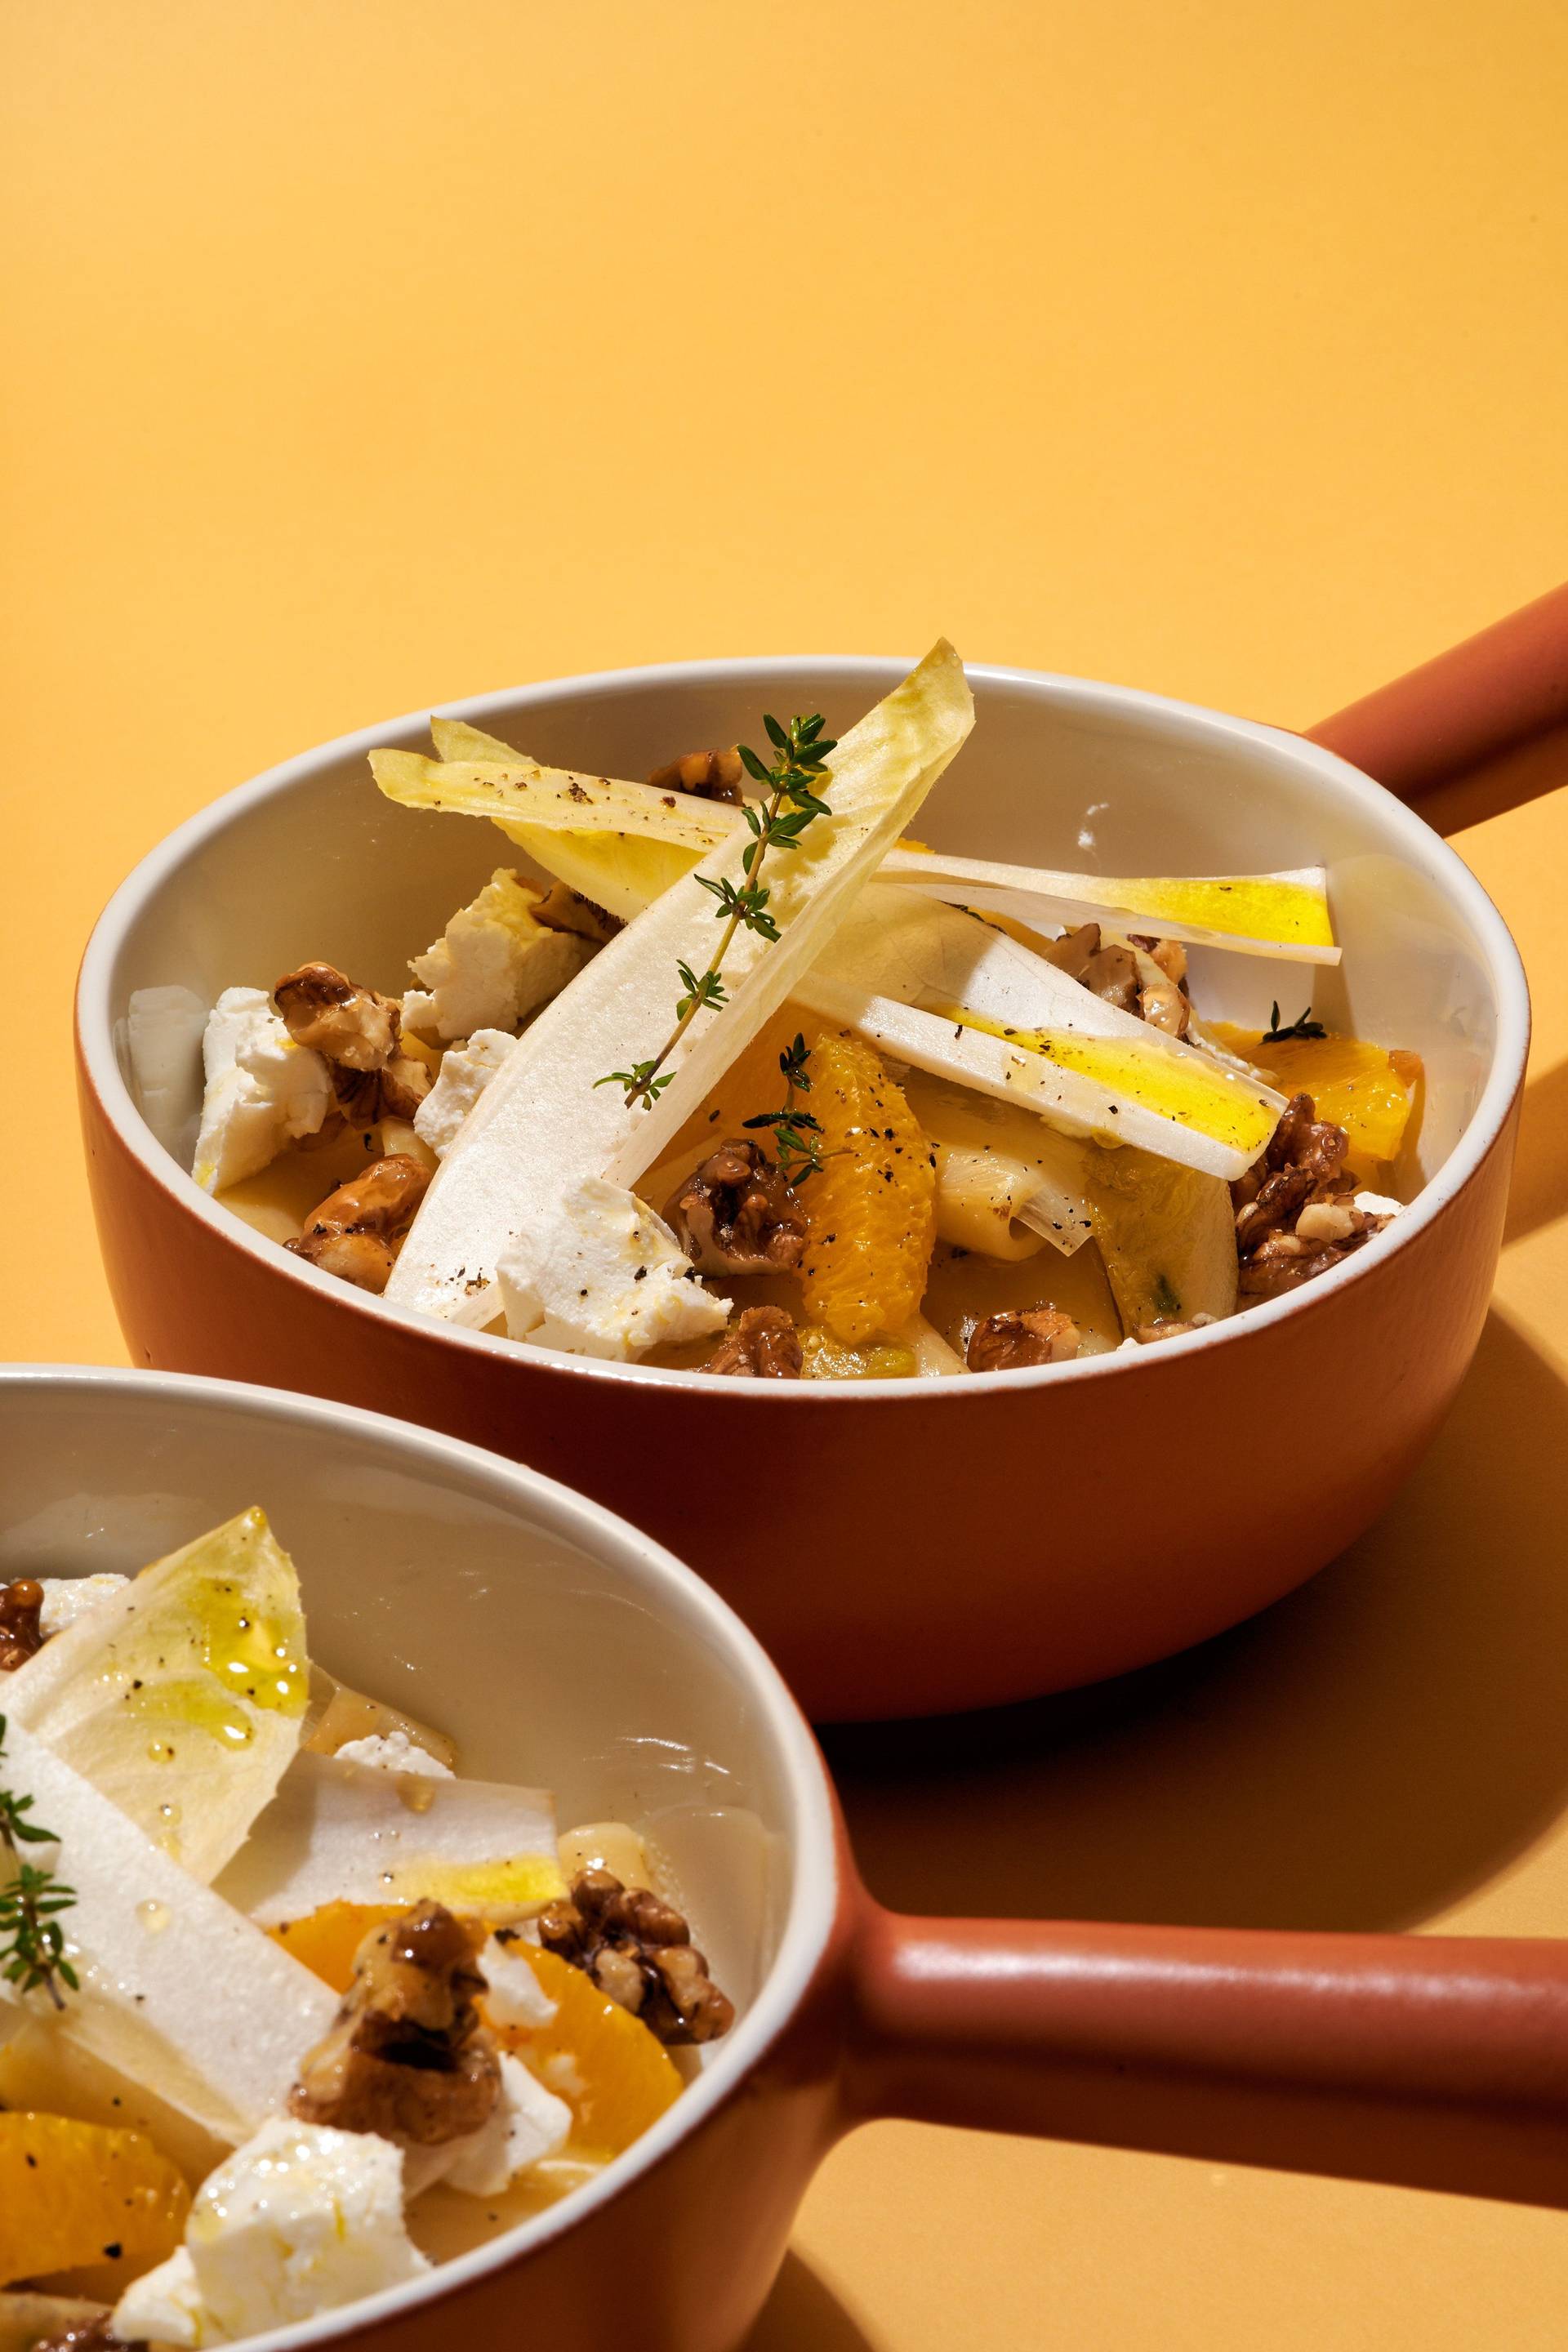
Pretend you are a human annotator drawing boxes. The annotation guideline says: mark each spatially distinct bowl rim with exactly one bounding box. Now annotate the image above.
[77,653,1532,1401]
[0,1362,840,2348]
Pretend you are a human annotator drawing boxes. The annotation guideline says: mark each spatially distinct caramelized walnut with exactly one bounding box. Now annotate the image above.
[532,882,622,944]
[0,1576,44,1671]
[1231,1093,1389,1298]
[965,1307,1080,1373]
[704,1304,804,1379]
[275,962,402,1072]
[1046,923,1140,1011]
[330,1052,432,1127]
[289,1901,501,2146]
[287,1153,432,1294]
[666,1141,806,1275]
[646,746,745,804]
[539,1870,735,2046]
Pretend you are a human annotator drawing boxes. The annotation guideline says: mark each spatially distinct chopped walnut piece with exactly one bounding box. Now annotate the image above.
[1134,1312,1219,1345]
[1232,1092,1390,1298]
[538,1870,735,2046]
[289,1900,501,2145]
[532,882,622,945]
[704,1304,804,1379]
[1130,934,1188,990]
[965,1307,1080,1373]
[0,1576,44,1671]
[646,746,745,804]
[330,1052,433,1128]
[1046,923,1140,1011]
[287,1153,432,1294]
[666,1140,807,1276]
[275,961,402,1072]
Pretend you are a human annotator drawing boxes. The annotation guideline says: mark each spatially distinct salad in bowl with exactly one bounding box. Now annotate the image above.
[0,1513,737,2349]
[136,644,1421,1383]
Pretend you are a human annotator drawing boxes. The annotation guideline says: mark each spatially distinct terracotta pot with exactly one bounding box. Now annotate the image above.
[7,1365,1568,2352]
[78,655,1532,1721]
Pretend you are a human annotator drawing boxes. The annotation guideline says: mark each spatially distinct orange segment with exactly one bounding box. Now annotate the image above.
[796,1028,938,1344]
[493,1945,682,2161]
[270,1899,398,1992]
[1209,1024,1420,1167]
[0,2113,190,2287]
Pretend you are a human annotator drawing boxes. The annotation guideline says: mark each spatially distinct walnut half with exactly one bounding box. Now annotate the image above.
[966,1307,1080,1373]
[0,1576,44,1671]
[539,1870,735,2045]
[666,1140,806,1276]
[287,1153,432,1294]
[704,1304,804,1379]
[288,1901,501,2146]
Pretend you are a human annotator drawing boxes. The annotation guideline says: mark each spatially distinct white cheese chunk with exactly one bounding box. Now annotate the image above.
[402,868,592,1041]
[412,1027,518,1158]
[442,2050,572,2196]
[480,1934,558,2029]
[191,986,332,1192]
[114,2245,209,2347]
[151,2119,429,2342]
[496,1175,729,1361]
[332,1728,454,1780]
[1354,1189,1404,1219]
[36,1572,131,1639]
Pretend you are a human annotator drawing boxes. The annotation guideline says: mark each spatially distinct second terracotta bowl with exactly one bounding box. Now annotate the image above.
[7,1363,1568,2352]
[76,659,1528,1720]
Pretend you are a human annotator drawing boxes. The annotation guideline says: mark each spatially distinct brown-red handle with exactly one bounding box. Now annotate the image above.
[846,1904,1568,2209]
[1305,579,1568,834]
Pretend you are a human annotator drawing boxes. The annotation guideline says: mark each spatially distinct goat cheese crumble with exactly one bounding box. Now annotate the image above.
[192,987,332,1193]
[402,869,591,1041]
[496,1176,729,1361]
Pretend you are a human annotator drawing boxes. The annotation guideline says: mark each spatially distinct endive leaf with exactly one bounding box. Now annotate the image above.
[0,1719,335,2146]
[5,1510,307,1884]
[385,643,975,1326]
[802,976,1281,1180]
[797,888,1284,1178]
[377,729,1337,960]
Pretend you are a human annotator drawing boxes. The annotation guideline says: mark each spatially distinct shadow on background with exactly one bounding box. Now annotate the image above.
[743,2254,878,2352]
[825,1310,1568,1934]
[1503,1057,1568,1243]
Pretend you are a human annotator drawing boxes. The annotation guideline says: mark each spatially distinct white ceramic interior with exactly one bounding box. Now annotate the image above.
[82,658,1528,1392]
[0,1365,836,2349]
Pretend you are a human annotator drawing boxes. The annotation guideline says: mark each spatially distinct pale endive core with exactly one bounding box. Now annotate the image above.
[0,1719,335,2146]
[386,642,975,1325]
[377,727,1337,960]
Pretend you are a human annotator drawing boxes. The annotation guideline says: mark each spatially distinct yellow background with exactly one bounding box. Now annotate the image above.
[6,2,1568,2343]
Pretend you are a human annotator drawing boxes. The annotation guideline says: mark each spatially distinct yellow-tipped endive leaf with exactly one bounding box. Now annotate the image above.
[797,888,1284,1178]
[381,724,1338,960]
[0,1720,336,2146]
[216,1753,564,1927]
[428,715,696,915]
[883,850,1338,961]
[386,643,975,1326]
[5,1510,308,1883]
[804,972,1281,1181]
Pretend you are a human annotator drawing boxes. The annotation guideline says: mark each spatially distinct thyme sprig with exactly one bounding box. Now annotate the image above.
[598,715,836,1111]
[742,1032,826,1183]
[1261,1002,1326,1045]
[0,1713,78,2011]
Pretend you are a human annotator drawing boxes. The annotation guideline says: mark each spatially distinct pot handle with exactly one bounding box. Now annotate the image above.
[846,1903,1568,2209]
[1304,577,1568,834]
